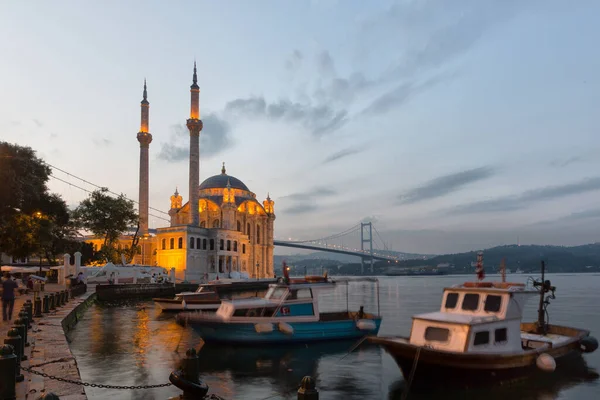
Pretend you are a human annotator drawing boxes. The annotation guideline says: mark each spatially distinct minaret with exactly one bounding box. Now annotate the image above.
[136,79,152,235]
[187,62,203,226]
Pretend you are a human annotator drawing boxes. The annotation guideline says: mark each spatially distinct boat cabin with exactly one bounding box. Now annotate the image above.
[409,282,538,353]
[216,281,336,321]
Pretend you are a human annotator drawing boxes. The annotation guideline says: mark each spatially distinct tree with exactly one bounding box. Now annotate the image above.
[72,188,138,263]
[0,142,79,264]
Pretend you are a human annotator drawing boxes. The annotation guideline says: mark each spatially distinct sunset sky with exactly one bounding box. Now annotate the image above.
[2,0,600,254]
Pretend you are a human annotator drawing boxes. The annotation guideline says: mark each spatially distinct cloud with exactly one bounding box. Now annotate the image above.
[448,176,600,215]
[322,146,365,164]
[157,113,231,162]
[549,156,583,168]
[224,96,347,137]
[285,50,303,72]
[282,203,319,215]
[398,166,495,204]
[281,186,337,201]
[531,208,600,226]
[316,50,336,76]
[92,138,112,146]
[32,119,43,128]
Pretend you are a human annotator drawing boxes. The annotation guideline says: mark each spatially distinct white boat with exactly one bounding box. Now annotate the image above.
[368,261,598,388]
[154,278,277,312]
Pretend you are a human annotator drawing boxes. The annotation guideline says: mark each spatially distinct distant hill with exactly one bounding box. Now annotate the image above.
[274,250,432,265]
[394,243,600,274]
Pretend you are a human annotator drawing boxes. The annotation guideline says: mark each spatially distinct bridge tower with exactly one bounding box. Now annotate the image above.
[360,222,374,274]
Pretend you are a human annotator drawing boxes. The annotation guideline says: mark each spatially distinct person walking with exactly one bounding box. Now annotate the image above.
[2,272,18,321]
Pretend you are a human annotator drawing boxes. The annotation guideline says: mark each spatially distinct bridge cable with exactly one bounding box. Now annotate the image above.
[285,224,360,244]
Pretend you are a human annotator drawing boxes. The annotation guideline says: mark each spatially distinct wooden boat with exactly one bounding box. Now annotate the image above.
[178,267,382,344]
[153,278,277,312]
[368,260,598,388]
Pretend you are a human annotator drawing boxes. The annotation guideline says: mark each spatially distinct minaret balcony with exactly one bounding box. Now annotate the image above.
[137,131,153,146]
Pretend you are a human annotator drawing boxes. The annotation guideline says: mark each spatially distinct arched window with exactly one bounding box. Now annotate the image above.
[237,221,241,231]
[203,239,207,250]
[196,238,201,249]
[256,225,260,244]
[178,237,183,249]
[227,240,231,251]
[161,239,166,250]
[218,258,224,273]
[200,221,206,228]
[190,237,195,249]
[213,220,220,228]
[233,241,238,252]
[242,244,246,254]
[209,239,214,250]
[170,238,174,249]
[220,239,224,250]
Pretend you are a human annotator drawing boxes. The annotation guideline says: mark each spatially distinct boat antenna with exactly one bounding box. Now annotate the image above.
[534,260,556,335]
[500,258,506,283]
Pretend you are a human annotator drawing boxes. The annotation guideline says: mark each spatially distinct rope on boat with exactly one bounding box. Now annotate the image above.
[402,347,421,400]
[337,336,368,363]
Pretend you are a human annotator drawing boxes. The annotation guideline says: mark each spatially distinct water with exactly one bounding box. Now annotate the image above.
[68,274,600,399]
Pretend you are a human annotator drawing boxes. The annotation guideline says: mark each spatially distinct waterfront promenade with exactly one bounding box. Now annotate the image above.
[1,284,94,400]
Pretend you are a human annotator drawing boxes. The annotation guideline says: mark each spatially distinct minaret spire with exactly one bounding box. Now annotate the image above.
[187,62,203,226]
[137,79,152,236]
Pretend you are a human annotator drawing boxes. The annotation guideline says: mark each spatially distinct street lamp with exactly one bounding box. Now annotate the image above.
[34,211,43,276]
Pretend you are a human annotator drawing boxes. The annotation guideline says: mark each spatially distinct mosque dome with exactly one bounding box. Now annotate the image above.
[198,163,250,192]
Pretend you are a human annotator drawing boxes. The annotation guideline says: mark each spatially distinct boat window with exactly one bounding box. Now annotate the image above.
[444,293,459,309]
[288,289,312,300]
[474,331,489,346]
[462,293,480,311]
[424,327,449,342]
[484,295,502,312]
[267,287,288,300]
[495,328,507,343]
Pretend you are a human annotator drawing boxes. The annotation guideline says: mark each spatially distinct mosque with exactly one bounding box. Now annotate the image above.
[86,64,275,281]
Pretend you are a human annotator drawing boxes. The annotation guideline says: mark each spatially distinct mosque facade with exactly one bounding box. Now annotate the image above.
[87,64,275,282]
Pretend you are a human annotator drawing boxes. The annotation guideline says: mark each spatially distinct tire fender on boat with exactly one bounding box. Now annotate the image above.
[254,323,274,333]
[356,319,377,331]
[536,353,556,372]
[278,322,294,335]
[580,336,599,353]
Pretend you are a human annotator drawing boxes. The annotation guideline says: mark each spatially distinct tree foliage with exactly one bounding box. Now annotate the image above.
[0,142,80,264]
[72,188,138,263]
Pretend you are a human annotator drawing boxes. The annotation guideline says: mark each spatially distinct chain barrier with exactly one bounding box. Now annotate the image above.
[21,366,172,390]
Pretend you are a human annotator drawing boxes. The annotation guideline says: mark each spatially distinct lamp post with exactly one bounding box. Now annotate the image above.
[34,211,43,276]
[256,262,259,279]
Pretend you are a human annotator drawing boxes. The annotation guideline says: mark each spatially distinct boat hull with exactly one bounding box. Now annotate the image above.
[369,324,590,388]
[153,298,221,312]
[188,318,382,344]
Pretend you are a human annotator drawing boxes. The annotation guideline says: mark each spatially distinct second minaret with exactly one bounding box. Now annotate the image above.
[187,62,203,226]
[137,79,152,236]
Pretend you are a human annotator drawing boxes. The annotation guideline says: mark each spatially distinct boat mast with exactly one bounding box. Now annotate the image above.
[500,258,506,283]
[537,260,546,334]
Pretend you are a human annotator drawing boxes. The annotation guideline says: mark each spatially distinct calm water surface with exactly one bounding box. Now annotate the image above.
[68,274,600,399]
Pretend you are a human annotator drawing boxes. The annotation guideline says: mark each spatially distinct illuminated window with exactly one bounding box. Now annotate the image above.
[170,238,174,249]
[227,240,231,251]
[256,225,260,244]
[234,241,238,252]
[178,237,183,249]
[242,244,246,254]
[190,237,195,249]
[161,239,166,250]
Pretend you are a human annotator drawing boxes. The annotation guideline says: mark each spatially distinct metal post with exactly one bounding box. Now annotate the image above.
[298,376,318,399]
[4,329,24,382]
[18,310,30,331]
[34,297,42,318]
[169,348,209,399]
[25,300,33,323]
[13,319,27,360]
[43,295,50,313]
[0,344,17,400]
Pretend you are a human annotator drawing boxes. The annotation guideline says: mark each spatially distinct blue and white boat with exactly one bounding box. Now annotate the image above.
[178,273,382,344]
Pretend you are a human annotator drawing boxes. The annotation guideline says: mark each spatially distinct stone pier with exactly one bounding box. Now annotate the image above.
[14,285,96,400]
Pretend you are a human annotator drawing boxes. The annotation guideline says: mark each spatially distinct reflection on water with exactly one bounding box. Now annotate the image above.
[68,275,600,399]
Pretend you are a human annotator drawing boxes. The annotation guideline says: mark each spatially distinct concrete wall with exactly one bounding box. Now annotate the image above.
[95,283,198,301]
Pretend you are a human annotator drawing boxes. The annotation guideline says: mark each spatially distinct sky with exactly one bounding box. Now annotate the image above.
[1,0,600,254]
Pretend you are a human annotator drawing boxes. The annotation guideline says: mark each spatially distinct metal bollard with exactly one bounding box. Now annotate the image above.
[38,393,61,399]
[19,310,31,330]
[168,348,209,399]
[49,293,56,310]
[4,328,24,382]
[298,376,319,400]
[34,297,43,318]
[64,290,69,303]
[63,290,68,305]
[0,345,17,400]
[25,300,34,323]
[43,295,50,313]
[59,291,64,306]
[13,318,28,359]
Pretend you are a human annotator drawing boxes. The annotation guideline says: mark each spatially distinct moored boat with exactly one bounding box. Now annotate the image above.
[368,260,598,388]
[153,278,277,312]
[178,267,382,344]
